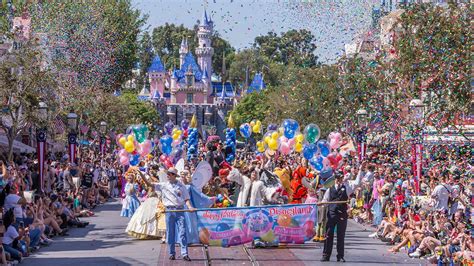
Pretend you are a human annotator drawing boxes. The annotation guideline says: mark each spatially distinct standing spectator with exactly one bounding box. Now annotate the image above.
[431,173,451,212]
[107,164,118,198]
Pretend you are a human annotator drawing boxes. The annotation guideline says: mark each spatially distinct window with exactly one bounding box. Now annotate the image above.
[186,93,193,103]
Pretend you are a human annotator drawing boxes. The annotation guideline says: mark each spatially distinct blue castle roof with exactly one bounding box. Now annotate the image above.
[148,55,165,73]
[173,52,203,82]
[211,82,237,98]
[247,73,266,94]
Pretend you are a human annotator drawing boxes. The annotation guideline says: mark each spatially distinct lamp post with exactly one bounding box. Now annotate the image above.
[409,99,424,194]
[356,109,368,162]
[36,102,48,193]
[99,121,107,155]
[67,112,78,164]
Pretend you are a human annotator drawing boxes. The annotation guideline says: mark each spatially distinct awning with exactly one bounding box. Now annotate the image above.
[0,135,35,153]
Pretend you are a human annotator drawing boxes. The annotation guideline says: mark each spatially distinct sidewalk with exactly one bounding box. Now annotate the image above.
[23,199,162,266]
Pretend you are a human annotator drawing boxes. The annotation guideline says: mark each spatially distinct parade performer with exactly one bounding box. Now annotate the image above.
[290,165,308,203]
[126,170,166,240]
[320,165,363,262]
[120,171,141,218]
[153,167,195,261]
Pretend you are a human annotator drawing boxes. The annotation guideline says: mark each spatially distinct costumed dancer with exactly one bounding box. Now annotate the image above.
[126,169,166,240]
[120,170,141,218]
[320,163,363,262]
[290,165,309,203]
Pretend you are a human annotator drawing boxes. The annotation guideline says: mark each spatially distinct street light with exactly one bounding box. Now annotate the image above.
[409,99,424,127]
[99,121,107,134]
[67,112,78,131]
[356,109,368,129]
[38,102,48,123]
[356,108,368,162]
[36,101,48,193]
[409,98,425,195]
[67,112,78,164]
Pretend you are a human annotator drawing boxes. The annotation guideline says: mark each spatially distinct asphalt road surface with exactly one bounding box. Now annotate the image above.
[24,200,423,266]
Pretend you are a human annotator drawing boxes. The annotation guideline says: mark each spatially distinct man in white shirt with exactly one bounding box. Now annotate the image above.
[153,168,195,262]
[431,173,451,212]
[3,185,26,223]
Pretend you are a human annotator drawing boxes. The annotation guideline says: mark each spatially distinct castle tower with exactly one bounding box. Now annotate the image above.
[148,55,166,101]
[195,10,214,90]
[179,38,188,67]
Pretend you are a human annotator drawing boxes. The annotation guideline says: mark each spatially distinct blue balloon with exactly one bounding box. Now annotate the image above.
[239,123,251,139]
[310,155,324,171]
[317,140,330,157]
[129,154,140,166]
[303,144,315,160]
[267,124,278,131]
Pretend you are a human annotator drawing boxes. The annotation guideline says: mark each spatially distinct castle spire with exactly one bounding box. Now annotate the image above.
[201,9,209,26]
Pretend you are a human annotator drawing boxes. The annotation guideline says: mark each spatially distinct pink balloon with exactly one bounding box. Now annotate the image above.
[118,149,127,157]
[119,155,129,166]
[143,140,152,150]
[334,132,342,141]
[280,143,291,155]
[322,157,330,167]
[288,138,296,146]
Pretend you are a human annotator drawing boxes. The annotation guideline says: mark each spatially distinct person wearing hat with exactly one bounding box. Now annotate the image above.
[320,163,364,262]
[152,167,195,261]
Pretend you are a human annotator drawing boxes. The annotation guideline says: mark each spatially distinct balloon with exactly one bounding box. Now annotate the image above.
[124,141,135,153]
[282,119,299,139]
[250,120,255,127]
[117,135,126,147]
[127,134,134,142]
[280,142,291,155]
[252,124,261,134]
[271,132,279,140]
[133,124,148,143]
[304,124,320,144]
[268,139,278,151]
[264,136,271,144]
[296,133,305,143]
[267,124,278,131]
[159,135,173,155]
[239,123,251,139]
[309,155,324,171]
[164,122,174,135]
[119,155,129,166]
[118,149,127,157]
[170,147,183,165]
[295,142,303,153]
[317,140,330,157]
[256,141,266,153]
[129,154,140,166]
[303,144,316,160]
[181,119,190,130]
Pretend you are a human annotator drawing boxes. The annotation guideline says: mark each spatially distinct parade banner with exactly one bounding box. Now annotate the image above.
[196,204,318,247]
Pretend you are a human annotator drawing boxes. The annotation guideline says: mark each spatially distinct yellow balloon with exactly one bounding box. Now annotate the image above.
[256,120,262,126]
[176,130,182,135]
[257,146,265,153]
[127,135,134,142]
[172,128,177,133]
[119,137,127,146]
[296,133,304,143]
[250,121,255,127]
[271,132,279,139]
[252,125,260,134]
[264,136,271,144]
[295,142,303,152]
[268,139,278,150]
[172,133,180,140]
[124,141,135,153]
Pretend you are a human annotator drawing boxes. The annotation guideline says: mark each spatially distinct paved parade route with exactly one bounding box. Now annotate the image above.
[25,200,422,266]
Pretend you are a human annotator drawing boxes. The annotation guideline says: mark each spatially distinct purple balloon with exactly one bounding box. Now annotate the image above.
[181,119,190,130]
[164,122,174,135]
[267,124,278,131]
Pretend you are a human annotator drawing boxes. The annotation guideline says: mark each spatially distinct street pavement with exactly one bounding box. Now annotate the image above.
[24,200,423,266]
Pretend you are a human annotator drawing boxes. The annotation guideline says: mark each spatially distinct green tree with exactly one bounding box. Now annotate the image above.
[0,38,57,160]
[229,91,269,128]
[254,29,318,67]
[118,91,160,129]
[391,2,471,129]
[137,31,154,89]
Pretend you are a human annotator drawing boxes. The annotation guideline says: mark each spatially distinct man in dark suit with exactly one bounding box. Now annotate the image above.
[320,164,364,262]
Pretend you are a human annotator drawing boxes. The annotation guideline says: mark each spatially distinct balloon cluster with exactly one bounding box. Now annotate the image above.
[225,128,236,162]
[187,115,198,160]
[117,124,152,166]
[214,194,230,208]
[239,120,262,139]
[159,120,188,165]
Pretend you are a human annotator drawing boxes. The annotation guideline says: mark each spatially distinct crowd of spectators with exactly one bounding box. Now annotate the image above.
[0,149,119,265]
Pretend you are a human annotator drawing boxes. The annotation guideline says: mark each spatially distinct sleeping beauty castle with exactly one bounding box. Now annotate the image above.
[141,11,253,138]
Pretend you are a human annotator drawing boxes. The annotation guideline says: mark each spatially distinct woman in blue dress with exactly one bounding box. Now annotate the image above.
[120,173,140,218]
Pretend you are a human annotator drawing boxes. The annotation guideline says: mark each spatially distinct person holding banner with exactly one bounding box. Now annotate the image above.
[153,167,195,262]
[320,164,364,262]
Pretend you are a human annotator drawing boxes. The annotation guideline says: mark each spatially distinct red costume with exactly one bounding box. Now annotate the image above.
[290,166,308,203]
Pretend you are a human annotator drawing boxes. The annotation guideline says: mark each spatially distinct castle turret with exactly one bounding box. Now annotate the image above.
[148,55,166,102]
[195,10,214,91]
[179,38,188,67]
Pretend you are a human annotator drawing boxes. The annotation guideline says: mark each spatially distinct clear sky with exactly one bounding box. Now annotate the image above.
[131,0,379,63]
